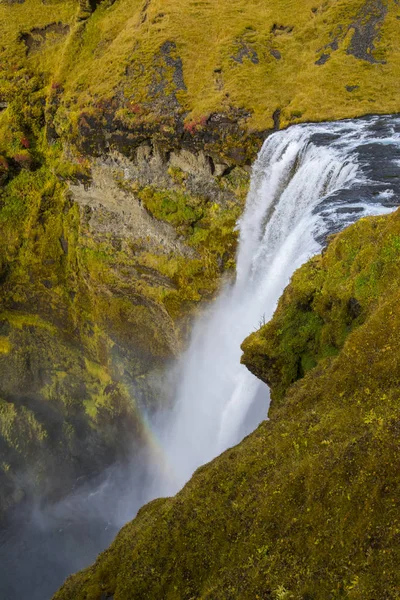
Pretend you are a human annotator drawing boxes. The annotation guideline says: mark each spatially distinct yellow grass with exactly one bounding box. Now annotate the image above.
[1,0,399,132]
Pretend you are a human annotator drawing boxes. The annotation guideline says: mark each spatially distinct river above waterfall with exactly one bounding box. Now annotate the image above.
[1,115,400,600]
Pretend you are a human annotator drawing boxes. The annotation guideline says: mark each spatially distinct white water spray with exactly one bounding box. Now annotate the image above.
[149,117,398,496]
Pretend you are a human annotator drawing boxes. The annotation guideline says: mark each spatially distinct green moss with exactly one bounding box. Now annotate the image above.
[242,210,400,405]
[0,399,47,448]
[139,186,204,232]
[0,337,11,354]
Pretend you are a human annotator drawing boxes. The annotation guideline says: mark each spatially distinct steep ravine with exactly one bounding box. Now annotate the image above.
[0,145,245,516]
[0,137,248,598]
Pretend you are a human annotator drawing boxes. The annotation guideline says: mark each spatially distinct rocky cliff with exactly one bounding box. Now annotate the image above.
[54,207,400,600]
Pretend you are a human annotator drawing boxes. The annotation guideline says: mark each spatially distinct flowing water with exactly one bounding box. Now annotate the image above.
[145,114,400,496]
[1,115,400,599]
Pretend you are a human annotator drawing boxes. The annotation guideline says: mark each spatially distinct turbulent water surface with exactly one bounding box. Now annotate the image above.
[1,115,400,600]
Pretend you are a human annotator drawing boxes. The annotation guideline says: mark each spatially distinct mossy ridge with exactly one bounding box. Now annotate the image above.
[42,0,400,128]
[53,208,400,600]
[241,209,400,407]
[2,0,400,170]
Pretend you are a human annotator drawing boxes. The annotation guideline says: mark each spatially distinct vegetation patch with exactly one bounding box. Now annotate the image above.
[242,209,400,406]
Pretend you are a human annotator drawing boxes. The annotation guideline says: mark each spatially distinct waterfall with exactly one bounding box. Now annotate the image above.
[2,115,400,600]
[147,115,400,496]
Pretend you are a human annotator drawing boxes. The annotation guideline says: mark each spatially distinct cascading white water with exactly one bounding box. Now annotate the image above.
[2,115,400,600]
[148,116,399,497]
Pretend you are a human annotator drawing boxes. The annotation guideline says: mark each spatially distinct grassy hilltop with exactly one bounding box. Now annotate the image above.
[2,0,400,137]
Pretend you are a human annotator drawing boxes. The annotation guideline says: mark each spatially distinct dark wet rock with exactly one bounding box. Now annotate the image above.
[272,108,281,130]
[75,104,266,178]
[315,0,387,66]
[347,296,362,319]
[19,23,70,55]
[152,40,186,94]
[271,23,294,35]
[315,52,330,65]
[346,85,360,92]
[347,0,387,63]
[231,39,259,64]
[270,48,281,60]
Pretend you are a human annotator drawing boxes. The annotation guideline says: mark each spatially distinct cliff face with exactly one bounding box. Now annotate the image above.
[0,0,251,511]
[54,208,400,600]
[0,118,246,511]
[1,0,400,522]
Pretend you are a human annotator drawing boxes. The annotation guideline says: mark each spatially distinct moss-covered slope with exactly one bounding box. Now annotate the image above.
[241,206,400,409]
[54,208,400,600]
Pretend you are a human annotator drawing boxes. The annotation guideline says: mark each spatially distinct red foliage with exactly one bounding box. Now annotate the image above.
[13,153,32,168]
[128,102,142,114]
[184,115,208,135]
[21,137,30,149]
[0,156,9,171]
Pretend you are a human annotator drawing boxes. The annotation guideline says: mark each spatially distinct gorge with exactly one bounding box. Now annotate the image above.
[54,115,400,599]
[1,0,400,597]
[1,115,400,599]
